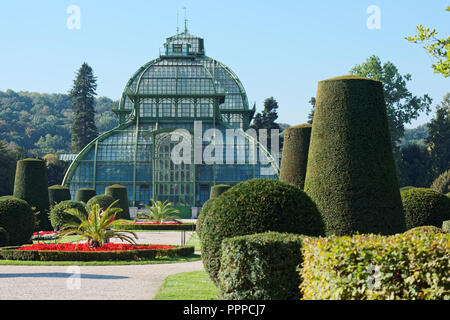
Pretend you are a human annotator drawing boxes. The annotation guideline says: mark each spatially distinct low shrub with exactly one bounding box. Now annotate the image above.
[49,200,88,231]
[200,178,324,285]
[0,245,195,261]
[0,197,35,245]
[401,188,450,230]
[86,194,116,211]
[218,232,304,300]
[400,186,415,192]
[0,227,9,247]
[403,225,444,236]
[300,233,450,300]
[443,220,450,233]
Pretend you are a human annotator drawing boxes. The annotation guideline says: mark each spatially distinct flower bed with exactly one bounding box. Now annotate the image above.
[17,243,175,251]
[116,222,195,231]
[0,243,195,261]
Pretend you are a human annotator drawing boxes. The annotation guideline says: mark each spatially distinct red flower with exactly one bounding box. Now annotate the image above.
[17,243,175,251]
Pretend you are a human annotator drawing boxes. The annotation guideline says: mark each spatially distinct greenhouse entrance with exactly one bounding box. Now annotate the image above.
[153,130,195,208]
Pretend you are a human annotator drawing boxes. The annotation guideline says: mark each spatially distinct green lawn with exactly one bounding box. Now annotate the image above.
[153,270,218,300]
[186,232,201,252]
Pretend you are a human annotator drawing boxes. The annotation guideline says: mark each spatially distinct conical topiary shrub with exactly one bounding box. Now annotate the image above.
[304,75,405,236]
[279,124,312,189]
[105,184,130,220]
[210,184,231,199]
[48,185,71,207]
[13,158,52,231]
[75,188,97,203]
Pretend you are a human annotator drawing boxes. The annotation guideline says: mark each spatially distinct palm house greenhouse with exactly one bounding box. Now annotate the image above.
[62,29,279,214]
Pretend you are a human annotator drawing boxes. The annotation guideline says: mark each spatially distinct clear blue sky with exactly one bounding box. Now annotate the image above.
[0,0,448,128]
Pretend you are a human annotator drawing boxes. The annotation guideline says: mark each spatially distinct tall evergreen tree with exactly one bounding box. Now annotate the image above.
[250,97,281,152]
[69,63,98,153]
[427,93,450,178]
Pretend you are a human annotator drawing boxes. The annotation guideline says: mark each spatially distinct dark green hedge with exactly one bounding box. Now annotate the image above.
[300,232,450,300]
[304,76,405,236]
[0,227,9,247]
[0,245,195,261]
[48,185,71,207]
[0,197,35,245]
[75,188,96,203]
[86,194,116,212]
[196,199,215,238]
[49,200,88,231]
[279,124,312,189]
[115,223,195,231]
[200,178,324,285]
[218,232,305,300]
[105,184,130,219]
[401,188,450,230]
[13,158,52,231]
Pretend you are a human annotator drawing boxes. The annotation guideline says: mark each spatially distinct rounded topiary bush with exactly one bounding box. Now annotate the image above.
[48,185,71,207]
[279,123,312,189]
[75,188,97,203]
[430,170,450,194]
[0,197,35,245]
[86,194,117,212]
[443,220,450,233]
[401,188,450,230]
[304,76,405,236]
[105,184,130,219]
[49,200,88,231]
[403,225,444,236]
[400,186,415,193]
[13,158,51,231]
[210,185,231,200]
[200,178,324,285]
[0,227,9,247]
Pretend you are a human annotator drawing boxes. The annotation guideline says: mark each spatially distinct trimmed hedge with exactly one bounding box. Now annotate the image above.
[218,232,304,300]
[75,188,96,203]
[279,124,312,189]
[105,184,130,220]
[86,194,117,212]
[0,197,35,245]
[196,199,215,238]
[401,188,450,230]
[49,200,88,231]
[403,225,445,236]
[116,223,195,231]
[443,220,450,233]
[304,76,405,236]
[210,185,231,200]
[200,178,324,285]
[0,227,9,247]
[300,232,450,300]
[430,170,450,194]
[48,185,71,207]
[400,186,415,193]
[0,245,195,262]
[13,158,52,231]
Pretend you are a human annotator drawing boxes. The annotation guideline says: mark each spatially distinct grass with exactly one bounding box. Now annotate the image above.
[186,232,201,252]
[0,254,201,266]
[153,270,218,300]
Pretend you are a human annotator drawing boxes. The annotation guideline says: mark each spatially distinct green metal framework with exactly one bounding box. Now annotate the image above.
[63,30,279,208]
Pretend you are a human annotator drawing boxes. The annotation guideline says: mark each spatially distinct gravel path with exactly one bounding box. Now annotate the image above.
[0,231,204,300]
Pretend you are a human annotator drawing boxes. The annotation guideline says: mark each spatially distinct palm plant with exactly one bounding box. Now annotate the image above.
[58,200,138,248]
[135,199,181,224]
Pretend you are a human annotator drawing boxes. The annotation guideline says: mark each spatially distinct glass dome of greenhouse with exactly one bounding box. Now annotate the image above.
[63,30,279,212]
